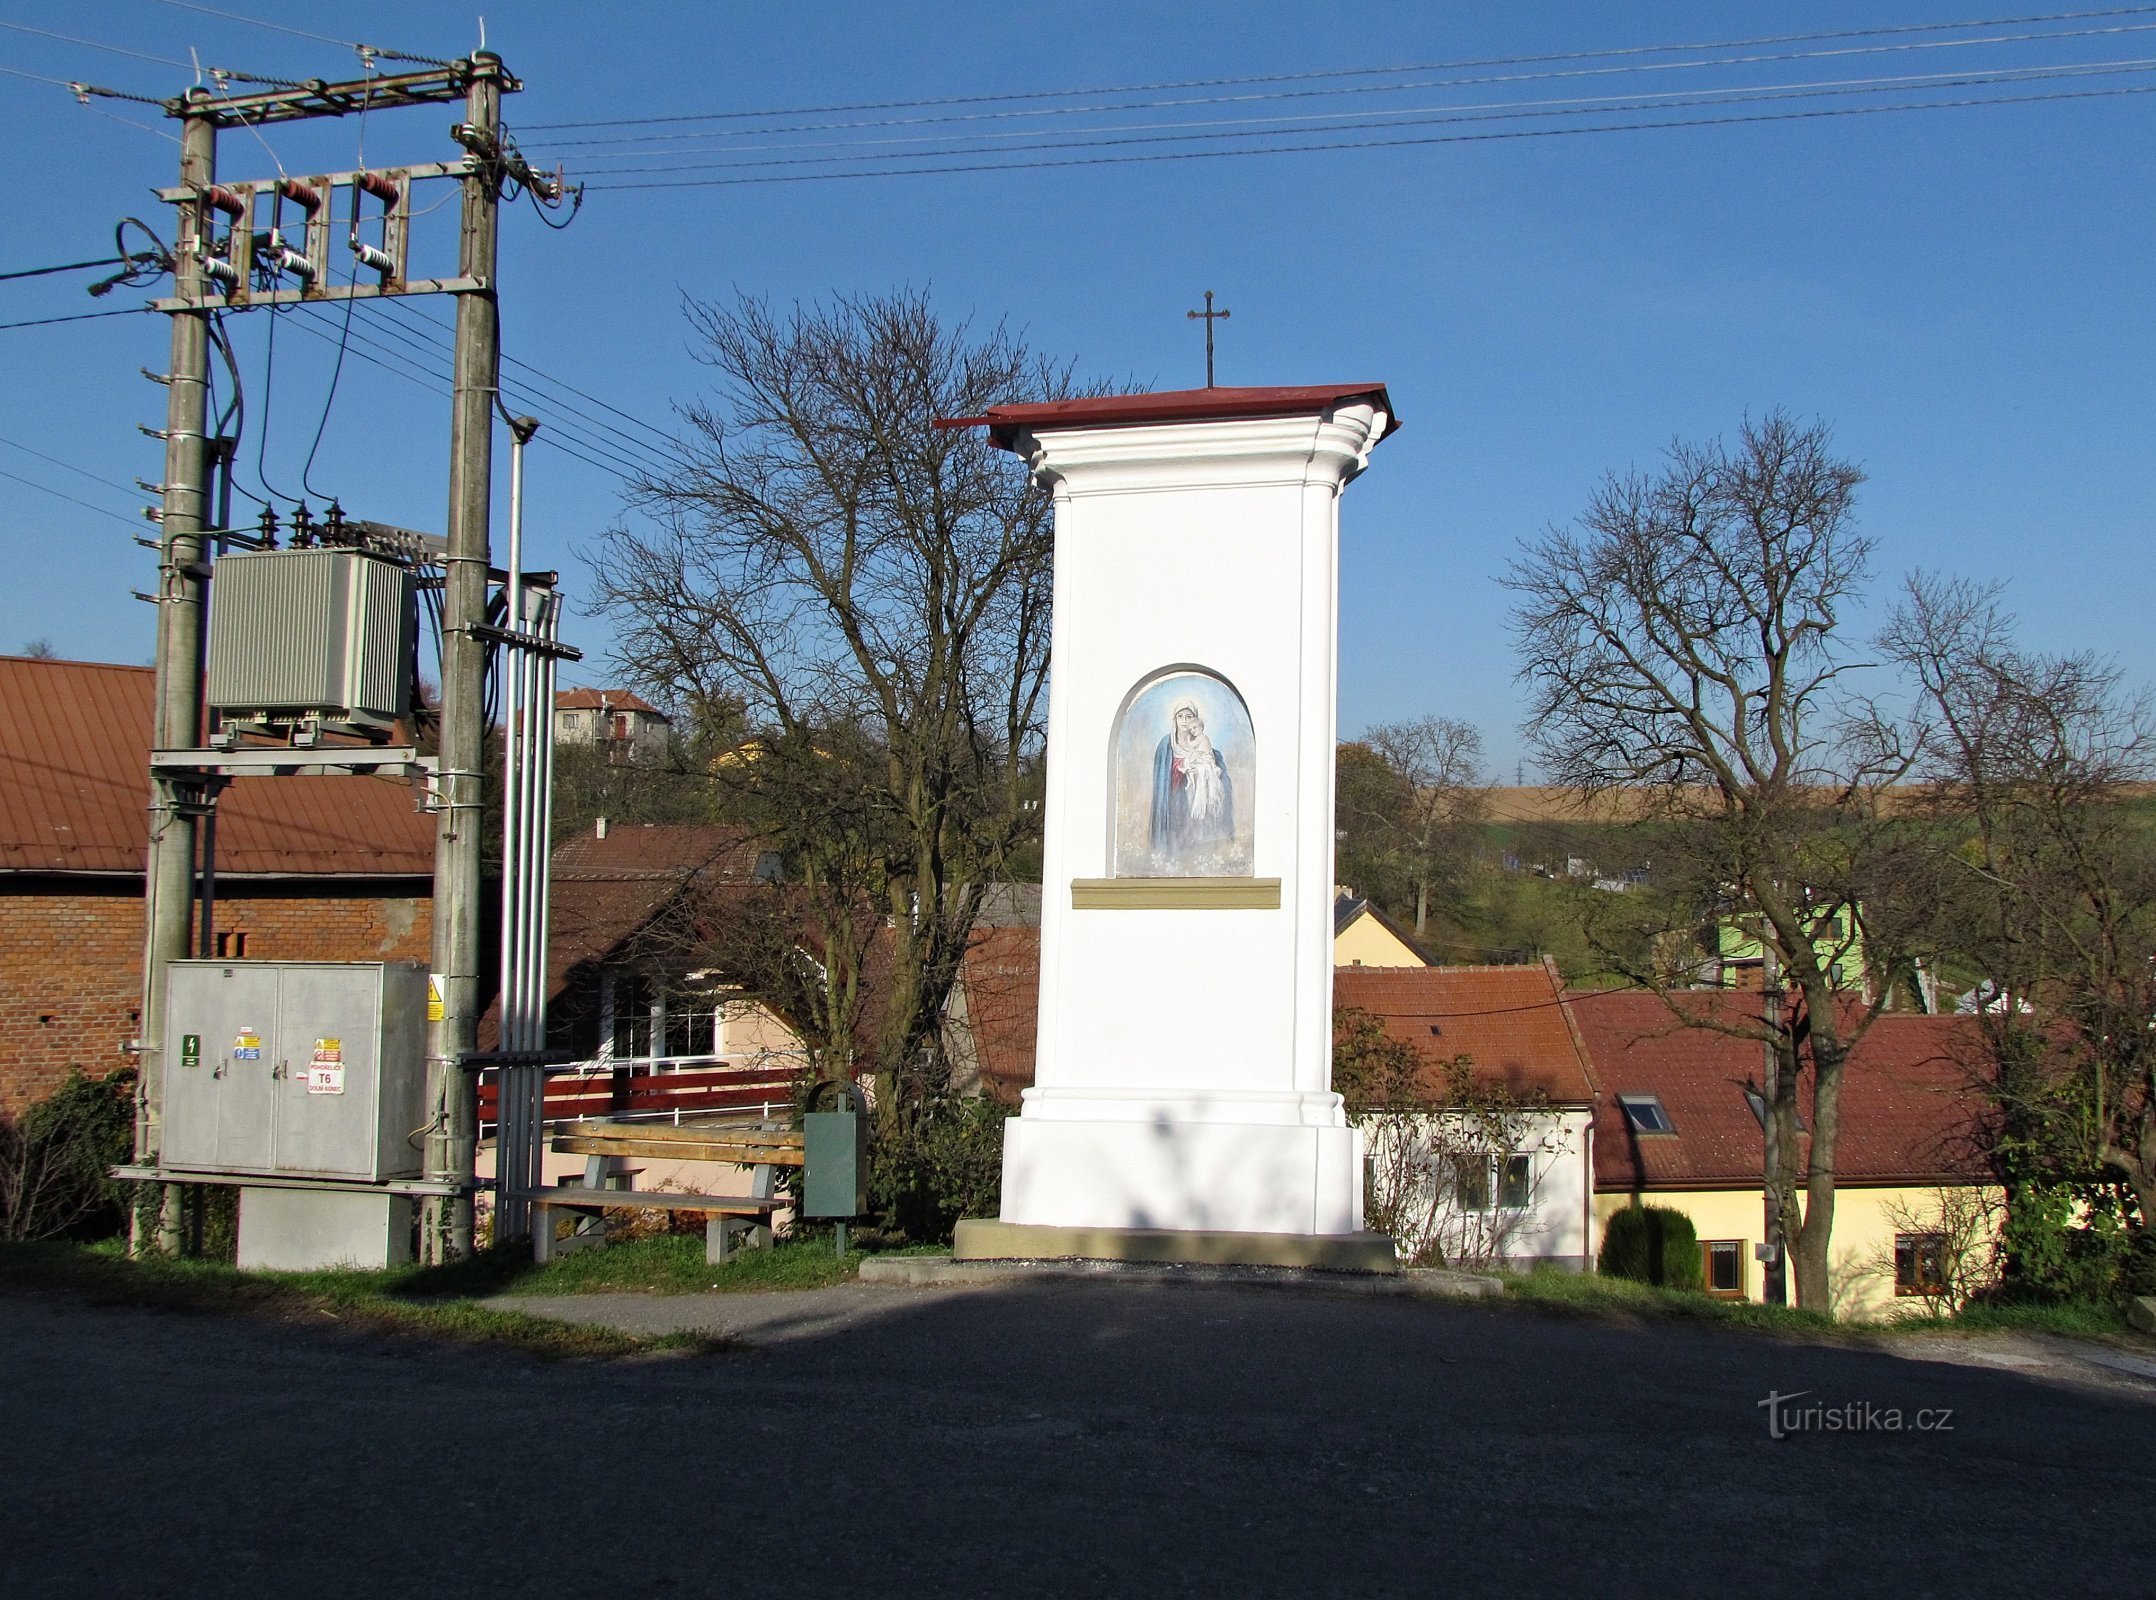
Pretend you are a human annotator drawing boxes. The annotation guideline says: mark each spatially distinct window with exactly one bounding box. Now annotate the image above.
[213,930,248,959]
[1452,1155,1490,1213]
[1451,1154,1533,1212]
[1895,1232,1948,1297]
[1498,1154,1533,1210]
[1703,1239,1747,1297]
[1619,1094,1674,1134]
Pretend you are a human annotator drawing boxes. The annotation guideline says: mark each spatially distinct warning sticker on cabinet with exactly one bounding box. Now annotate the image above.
[233,1029,262,1062]
[306,1037,345,1095]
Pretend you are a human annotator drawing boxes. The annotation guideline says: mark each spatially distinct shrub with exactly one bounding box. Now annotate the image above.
[0,1069,137,1242]
[1598,1202,1704,1291]
[1995,1181,2144,1305]
[869,1097,1008,1244]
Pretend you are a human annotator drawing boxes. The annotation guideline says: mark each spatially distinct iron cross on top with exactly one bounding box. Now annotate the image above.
[1186,290,1230,387]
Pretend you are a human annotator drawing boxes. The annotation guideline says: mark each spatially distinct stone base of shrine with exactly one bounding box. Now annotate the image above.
[952,1218,1399,1274]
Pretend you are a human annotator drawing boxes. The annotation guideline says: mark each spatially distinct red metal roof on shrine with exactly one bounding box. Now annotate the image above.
[941,384,1402,450]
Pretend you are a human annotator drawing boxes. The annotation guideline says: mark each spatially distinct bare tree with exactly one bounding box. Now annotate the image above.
[588,290,1075,1131]
[1884,574,2156,1239]
[1506,411,1915,1310]
[1352,716,1488,937]
[1874,1185,2004,1320]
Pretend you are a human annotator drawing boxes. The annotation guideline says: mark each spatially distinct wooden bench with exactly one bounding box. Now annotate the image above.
[524,1119,807,1265]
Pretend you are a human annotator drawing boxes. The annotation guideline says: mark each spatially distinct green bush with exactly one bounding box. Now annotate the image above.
[869,1097,1008,1244]
[1598,1202,1704,1291]
[0,1069,137,1242]
[1995,1181,2147,1305]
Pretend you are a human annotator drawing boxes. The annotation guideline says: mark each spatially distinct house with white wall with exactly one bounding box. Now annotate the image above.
[1332,961,1598,1270]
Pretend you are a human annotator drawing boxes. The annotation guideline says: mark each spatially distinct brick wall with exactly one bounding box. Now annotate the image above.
[0,876,432,1114]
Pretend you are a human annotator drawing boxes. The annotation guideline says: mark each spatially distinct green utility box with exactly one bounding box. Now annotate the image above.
[802,1082,869,1220]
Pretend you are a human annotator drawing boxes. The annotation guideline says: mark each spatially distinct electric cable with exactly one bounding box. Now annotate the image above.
[0,465,146,530]
[364,295,681,467]
[277,306,660,486]
[371,295,683,452]
[206,311,267,511]
[143,0,455,68]
[530,19,2156,155]
[0,305,156,331]
[300,54,375,501]
[584,79,2156,191]
[574,58,2156,179]
[0,433,142,498]
[0,255,138,283]
[0,20,197,72]
[520,5,2156,129]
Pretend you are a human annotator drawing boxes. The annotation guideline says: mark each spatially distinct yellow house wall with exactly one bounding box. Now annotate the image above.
[716,996,811,1063]
[1593,1184,2004,1321]
[1334,913,1425,968]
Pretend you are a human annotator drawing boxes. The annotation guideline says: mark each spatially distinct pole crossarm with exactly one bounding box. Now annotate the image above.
[162,62,518,128]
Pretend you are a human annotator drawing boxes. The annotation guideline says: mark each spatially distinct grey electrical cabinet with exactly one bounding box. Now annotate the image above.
[161,962,427,1182]
[206,547,415,732]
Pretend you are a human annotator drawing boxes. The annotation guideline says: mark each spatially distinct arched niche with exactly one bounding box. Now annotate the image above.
[1110,666,1255,878]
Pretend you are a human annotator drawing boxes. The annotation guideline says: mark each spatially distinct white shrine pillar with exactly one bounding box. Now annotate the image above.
[948,385,1400,1271]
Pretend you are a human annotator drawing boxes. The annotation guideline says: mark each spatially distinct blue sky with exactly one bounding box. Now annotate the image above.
[2,2,2150,776]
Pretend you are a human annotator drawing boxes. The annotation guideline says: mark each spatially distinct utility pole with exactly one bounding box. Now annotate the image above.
[1761,942,1788,1306]
[117,53,560,1262]
[134,87,218,1254]
[423,51,509,1262]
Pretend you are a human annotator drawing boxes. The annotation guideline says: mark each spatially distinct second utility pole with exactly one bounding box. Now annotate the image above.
[423,50,508,1262]
[136,85,218,1255]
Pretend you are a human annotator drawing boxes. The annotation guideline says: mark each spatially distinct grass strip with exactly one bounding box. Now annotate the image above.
[1494,1266,2144,1344]
[1496,1267,1844,1335]
[0,1240,723,1359]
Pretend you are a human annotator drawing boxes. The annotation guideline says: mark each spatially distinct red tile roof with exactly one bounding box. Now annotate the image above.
[957,925,1039,1101]
[1571,990,1994,1191]
[547,824,774,981]
[0,655,433,877]
[553,687,663,716]
[941,383,1402,451]
[1332,961,1599,1105]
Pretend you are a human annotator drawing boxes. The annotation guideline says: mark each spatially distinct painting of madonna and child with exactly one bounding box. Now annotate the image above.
[1112,669,1257,878]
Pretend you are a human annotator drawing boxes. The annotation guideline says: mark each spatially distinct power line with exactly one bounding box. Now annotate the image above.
[528,19,2156,154]
[0,305,156,331]
[0,433,141,498]
[585,79,2156,191]
[0,465,144,530]
[520,5,2156,130]
[0,63,90,90]
[0,255,132,283]
[367,296,687,467]
[142,0,454,68]
[574,58,2156,179]
[0,20,196,71]
[278,303,668,487]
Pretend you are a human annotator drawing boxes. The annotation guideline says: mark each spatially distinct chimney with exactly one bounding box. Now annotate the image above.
[595,816,609,840]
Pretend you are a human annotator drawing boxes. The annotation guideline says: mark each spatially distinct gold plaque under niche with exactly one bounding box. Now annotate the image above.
[1069,877,1282,910]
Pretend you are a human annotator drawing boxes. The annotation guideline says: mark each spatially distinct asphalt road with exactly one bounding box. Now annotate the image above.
[3,1280,2150,1599]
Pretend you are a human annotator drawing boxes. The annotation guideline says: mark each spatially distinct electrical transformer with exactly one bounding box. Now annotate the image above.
[205,547,415,735]
[161,961,428,1182]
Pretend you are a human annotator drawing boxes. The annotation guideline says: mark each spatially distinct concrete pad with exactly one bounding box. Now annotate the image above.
[862,1254,1500,1299]
[952,1218,1399,1273]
